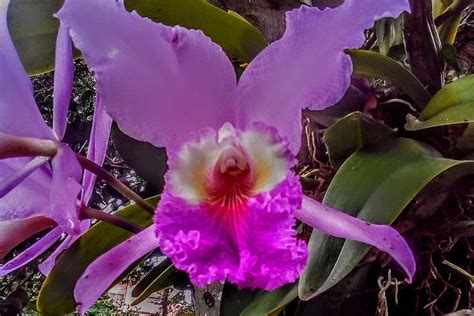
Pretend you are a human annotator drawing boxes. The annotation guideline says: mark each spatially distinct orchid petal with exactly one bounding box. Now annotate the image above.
[74,226,159,314]
[236,0,410,154]
[0,227,62,276]
[57,0,237,154]
[49,145,82,234]
[39,220,90,275]
[0,0,54,140]
[81,95,112,204]
[52,24,74,140]
[295,196,415,282]
[0,158,52,221]
[0,156,49,198]
[0,217,56,259]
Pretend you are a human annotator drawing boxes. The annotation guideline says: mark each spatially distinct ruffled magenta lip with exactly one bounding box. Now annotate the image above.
[153,122,307,290]
[155,172,308,290]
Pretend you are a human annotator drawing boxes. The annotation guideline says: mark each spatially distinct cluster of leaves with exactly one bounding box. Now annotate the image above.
[2,0,473,315]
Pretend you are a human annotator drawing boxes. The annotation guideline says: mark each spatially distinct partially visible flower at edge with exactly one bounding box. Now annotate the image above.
[56,0,416,313]
[0,0,112,275]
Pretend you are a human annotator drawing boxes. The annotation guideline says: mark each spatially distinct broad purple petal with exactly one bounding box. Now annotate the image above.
[155,174,307,290]
[0,217,56,259]
[0,227,62,276]
[52,24,74,140]
[295,196,415,282]
[0,158,52,221]
[81,95,112,204]
[49,145,82,234]
[58,0,237,154]
[236,0,410,154]
[39,220,90,275]
[0,1,54,140]
[74,226,159,314]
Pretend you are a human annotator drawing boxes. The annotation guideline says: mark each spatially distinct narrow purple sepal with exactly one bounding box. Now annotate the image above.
[0,227,62,276]
[53,24,74,140]
[39,220,89,275]
[81,95,112,204]
[74,225,159,315]
[295,196,415,282]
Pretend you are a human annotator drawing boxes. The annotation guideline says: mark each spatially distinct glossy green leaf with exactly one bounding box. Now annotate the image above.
[131,259,176,305]
[7,0,63,75]
[124,0,268,63]
[405,75,474,130]
[349,49,432,110]
[299,138,474,300]
[111,124,168,194]
[37,197,159,315]
[241,282,298,316]
[323,112,394,167]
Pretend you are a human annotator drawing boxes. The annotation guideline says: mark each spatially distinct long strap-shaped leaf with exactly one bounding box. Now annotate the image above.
[349,49,432,110]
[299,137,474,300]
[406,75,474,130]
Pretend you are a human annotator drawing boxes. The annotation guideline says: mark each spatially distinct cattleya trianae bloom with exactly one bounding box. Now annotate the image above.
[0,1,111,275]
[37,0,415,312]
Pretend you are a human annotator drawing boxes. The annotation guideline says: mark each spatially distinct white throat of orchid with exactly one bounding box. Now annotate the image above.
[168,122,293,214]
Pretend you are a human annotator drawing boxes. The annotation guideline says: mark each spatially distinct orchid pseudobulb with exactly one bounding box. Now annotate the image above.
[56,0,416,312]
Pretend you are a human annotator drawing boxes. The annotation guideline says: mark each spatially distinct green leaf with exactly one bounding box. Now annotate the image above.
[348,49,432,110]
[111,124,168,194]
[304,85,367,127]
[37,197,159,315]
[456,123,474,151]
[299,138,474,300]
[434,0,472,45]
[405,75,474,130]
[220,283,259,316]
[124,0,268,63]
[240,282,298,316]
[7,0,63,75]
[323,112,394,167]
[131,259,176,305]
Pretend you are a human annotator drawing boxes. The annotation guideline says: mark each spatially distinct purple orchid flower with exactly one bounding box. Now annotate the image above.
[57,0,415,312]
[0,0,111,274]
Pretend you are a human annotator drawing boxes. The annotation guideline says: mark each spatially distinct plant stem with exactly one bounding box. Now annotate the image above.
[0,133,57,159]
[76,154,156,214]
[80,206,143,234]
